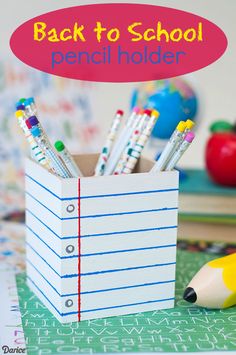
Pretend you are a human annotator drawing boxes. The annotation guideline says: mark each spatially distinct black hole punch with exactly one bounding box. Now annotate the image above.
[66,204,75,213]
[65,299,73,308]
[66,245,75,254]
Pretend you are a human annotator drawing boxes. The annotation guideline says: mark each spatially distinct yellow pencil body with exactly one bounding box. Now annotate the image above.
[183,253,236,309]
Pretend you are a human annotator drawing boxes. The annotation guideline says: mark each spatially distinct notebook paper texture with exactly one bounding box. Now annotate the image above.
[25,156,179,322]
[17,249,236,354]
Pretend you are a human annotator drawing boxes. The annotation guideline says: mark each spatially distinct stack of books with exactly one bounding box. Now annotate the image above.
[179,169,236,242]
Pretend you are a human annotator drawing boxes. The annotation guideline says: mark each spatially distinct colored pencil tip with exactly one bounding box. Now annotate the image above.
[19,98,26,104]
[185,131,195,143]
[144,109,152,116]
[116,109,124,116]
[186,119,195,129]
[183,287,197,303]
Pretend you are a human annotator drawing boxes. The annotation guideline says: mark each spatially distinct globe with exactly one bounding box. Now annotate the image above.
[131,78,198,140]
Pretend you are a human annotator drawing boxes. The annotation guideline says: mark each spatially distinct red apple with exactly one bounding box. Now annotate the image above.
[205,132,236,187]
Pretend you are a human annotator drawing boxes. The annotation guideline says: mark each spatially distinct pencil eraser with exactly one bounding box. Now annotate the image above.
[16,103,25,111]
[15,110,24,118]
[144,109,152,116]
[55,140,65,152]
[151,109,159,118]
[116,109,124,116]
[29,116,39,126]
[28,97,35,104]
[24,98,33,106]
[177,121,187,132]
[186,119,195,130]
[25,119,32,129]
[31,126,40,137]
[185,132,195,143]
[133,106,140,114]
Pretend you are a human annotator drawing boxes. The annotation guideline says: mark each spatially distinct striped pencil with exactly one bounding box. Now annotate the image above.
[104,107,140,175]
[123,109,159,174]
[114,109,152,174]
[15,110,51,169]
[94,109,124,176]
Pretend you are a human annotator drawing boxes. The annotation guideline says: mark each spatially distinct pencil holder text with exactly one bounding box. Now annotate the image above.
[10,3,227,82]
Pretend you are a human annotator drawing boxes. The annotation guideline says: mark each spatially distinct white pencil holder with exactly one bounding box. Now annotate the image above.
[25,154,179,324]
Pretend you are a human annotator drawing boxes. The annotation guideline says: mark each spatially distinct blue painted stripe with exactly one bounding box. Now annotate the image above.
[26,173,178,201]
[26,209,78,240]
[26,191,65,220]
[27,258,175,297]
[81,225,177,238]
[26,224,176,259]
[26,208,177,239]
[26,192,178,220]
[26,242,176,278]
[81,207,178,219]
[27,275,175,317]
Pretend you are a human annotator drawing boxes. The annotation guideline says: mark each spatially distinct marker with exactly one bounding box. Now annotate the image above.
[165,132,195,171]
[19,98,26,104]
[31,127,71,178]
[151,121,187,172]
[183,253,236,309]
[114,109,152,174]
[95,109,123,176]
[123,109,159,174]
[104,107,143,175]
[55,140,83,178]
[15,110,50,168]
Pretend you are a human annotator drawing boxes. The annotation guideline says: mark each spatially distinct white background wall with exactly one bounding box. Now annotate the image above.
[1,0,235,168]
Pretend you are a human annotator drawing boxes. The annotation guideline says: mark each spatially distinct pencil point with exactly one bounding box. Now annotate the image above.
[183,287,197,303]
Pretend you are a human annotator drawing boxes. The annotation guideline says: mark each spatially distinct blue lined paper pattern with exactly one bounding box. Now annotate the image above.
[26,165,178,322]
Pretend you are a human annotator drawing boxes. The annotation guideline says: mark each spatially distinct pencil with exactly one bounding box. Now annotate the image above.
[183,253,236,309]
[94,109,123,176]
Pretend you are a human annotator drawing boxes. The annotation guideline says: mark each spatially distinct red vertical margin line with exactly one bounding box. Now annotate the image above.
[78,178,81,321]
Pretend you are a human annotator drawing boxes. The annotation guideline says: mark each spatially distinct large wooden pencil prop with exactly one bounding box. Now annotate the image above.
[183,253,236,309]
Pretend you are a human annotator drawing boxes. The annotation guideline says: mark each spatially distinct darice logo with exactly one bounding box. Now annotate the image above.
[2,345,26,353]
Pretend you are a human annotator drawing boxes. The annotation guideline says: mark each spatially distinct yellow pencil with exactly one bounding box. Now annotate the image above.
[183,253,236,309]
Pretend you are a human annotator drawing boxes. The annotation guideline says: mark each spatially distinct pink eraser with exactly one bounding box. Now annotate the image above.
[116,109,124,116]
[185,132,195,143]
[133,106,140,114]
